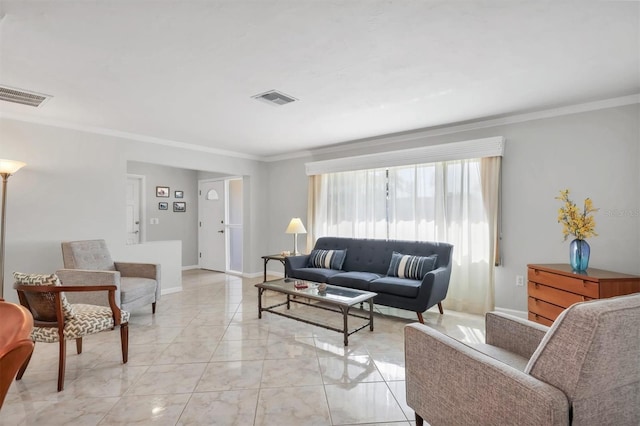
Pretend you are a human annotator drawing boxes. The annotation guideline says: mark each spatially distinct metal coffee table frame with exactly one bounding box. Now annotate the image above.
[256,278,376,346]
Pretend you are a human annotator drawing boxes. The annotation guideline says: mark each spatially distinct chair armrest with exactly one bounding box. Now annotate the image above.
[114,262,159,280]
[55,269,121,307]
[404,323,569,426]
[485,312,549,359]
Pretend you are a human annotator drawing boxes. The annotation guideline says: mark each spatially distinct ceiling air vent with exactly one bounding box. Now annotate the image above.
[0,85,52,107]
[252,90,297,106]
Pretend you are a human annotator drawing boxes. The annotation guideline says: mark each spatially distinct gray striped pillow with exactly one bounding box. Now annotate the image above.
[308,249,347,270]
[386,252,438,280]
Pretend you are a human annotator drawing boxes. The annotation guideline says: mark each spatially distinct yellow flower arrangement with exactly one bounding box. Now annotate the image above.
[556,189,598,241]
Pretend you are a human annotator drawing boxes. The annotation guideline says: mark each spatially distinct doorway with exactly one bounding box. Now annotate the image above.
[198,178,244,273]
[126,175,145,244]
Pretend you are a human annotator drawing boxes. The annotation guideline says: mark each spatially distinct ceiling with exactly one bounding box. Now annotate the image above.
[0,1,638,159]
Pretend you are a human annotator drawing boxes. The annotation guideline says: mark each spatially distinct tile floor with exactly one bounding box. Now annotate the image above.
[1,269,485,425]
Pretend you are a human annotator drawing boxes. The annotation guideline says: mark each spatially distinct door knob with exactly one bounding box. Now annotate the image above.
[218,230,224,233]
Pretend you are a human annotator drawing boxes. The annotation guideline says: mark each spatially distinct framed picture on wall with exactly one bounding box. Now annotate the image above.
[173,202,186,212]
[156,186,170,197]
[175,190,184,198]
[158,202,168,210]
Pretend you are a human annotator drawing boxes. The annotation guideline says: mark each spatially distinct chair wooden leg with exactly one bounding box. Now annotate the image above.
[120,324,129,364]
[416,312,424,324]
[76,338,82,354]
[16,344,34,380]
[438,302,444,314]
[415,412,424,426]
[57,339,66,392]
[152,302,156,314]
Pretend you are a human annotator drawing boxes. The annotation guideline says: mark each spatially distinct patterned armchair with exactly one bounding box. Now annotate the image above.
[57,239,161,314]
[405,293,640,425]
[14,272,129,392]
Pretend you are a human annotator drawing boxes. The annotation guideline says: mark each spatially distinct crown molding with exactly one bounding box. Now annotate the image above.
[263,93,640,162]
[0,111,261,161]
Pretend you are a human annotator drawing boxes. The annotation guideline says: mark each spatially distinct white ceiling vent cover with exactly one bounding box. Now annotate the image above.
[252,90,297,106]
[0,85,52,107]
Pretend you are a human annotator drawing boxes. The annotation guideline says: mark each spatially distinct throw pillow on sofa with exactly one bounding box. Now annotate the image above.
[387,252,437,280]
[308,249,347,270]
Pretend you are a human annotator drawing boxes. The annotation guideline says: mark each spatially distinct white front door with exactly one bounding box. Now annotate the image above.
[198,180,226,271]
[126,176,142,244]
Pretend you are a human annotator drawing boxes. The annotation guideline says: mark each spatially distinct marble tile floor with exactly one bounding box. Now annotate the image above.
[1,269,485,425]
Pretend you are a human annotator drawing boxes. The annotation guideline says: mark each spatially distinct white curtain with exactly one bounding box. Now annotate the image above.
[310,157,501,315]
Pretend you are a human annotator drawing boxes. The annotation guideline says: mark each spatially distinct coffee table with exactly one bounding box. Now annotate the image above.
[255,278,377,346]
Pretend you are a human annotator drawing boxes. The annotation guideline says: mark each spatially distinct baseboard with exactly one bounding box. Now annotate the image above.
[182,265,200,271]
[161,286,183,296]
[493,307,528,319]
[242,271,262,279]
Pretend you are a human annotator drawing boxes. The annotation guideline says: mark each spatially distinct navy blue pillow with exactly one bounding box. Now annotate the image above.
[386,252,438,280]
[308,249,347,270]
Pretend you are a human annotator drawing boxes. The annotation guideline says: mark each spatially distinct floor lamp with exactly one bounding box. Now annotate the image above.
[0,159,26,300]
[285,218,307,256]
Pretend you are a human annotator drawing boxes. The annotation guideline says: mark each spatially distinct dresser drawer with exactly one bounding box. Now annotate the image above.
[528,267,599,298]
[527,281,592,308]
[528,297,565,321]
[528,312,554,326]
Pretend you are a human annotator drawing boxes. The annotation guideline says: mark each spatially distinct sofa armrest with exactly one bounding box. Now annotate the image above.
[404,323,569,426]
[284,255,310,276]
[419,266,450,309]
[55,269,121,307]
[485,312,549,359]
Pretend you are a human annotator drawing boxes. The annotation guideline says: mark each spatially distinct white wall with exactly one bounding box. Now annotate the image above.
[127,161,199,266]
[0,117,269,302]
[264,104,640,312]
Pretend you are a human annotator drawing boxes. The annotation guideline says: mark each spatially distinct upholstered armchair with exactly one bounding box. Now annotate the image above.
[405,293,640,425]
[56,239,161,313]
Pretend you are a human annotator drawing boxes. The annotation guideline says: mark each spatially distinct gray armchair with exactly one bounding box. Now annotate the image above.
[405,293,640,425]
[56,240,161,314]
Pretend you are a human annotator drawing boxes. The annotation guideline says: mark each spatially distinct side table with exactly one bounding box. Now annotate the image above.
[261,254,287,282]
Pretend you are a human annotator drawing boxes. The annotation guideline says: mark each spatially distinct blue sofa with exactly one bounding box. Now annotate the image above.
[284,237,454,323]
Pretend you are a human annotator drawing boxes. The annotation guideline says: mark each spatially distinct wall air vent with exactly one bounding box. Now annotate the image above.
[0,85,52,107]
[252,90,297,106]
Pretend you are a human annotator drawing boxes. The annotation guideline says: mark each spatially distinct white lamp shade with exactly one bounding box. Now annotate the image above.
[0,159,26,175]
[285,218,307,234]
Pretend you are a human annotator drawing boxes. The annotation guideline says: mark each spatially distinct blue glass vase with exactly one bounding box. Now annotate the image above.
[569,239,590,271]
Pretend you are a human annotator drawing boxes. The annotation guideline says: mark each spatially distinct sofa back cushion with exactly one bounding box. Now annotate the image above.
[387,252,437,280]
[312,237,453,275]
[308,249,347,270]
[61,240,116,271]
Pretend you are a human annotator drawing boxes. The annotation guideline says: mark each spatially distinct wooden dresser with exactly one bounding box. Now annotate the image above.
[527,264,640,326]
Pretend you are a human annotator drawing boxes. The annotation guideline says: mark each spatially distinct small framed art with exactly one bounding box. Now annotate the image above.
[158,202,168,210]
[175,190,184,198]
[156,186,170,197]
[173,202,186,212]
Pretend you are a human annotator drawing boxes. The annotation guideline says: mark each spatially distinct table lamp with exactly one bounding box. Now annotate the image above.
[285,218,307,255]
[0,159,26,299]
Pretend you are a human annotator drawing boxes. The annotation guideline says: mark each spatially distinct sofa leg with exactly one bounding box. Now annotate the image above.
[438,302,444,314]
[152,302,156,314]
[416,312,424,324]
[415,412,424,426]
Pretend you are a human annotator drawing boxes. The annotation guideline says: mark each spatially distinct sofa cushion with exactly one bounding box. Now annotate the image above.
[328,271,382,291]
[287,268,342,283]
[371,276,422,298]
[386,252,437,280]
[308,249,347,270]
[120,277,157,303]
